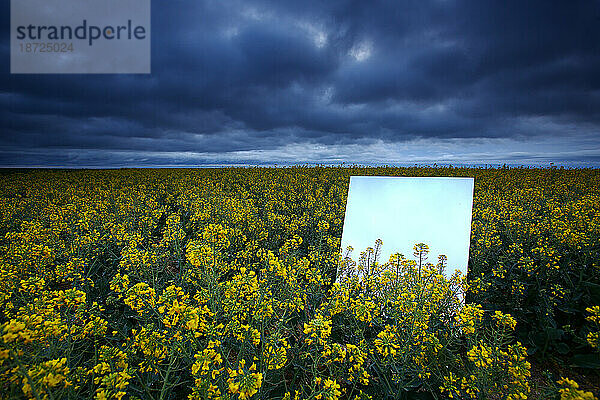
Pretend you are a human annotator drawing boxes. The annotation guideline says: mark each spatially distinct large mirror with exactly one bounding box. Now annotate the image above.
[340,176,474,278]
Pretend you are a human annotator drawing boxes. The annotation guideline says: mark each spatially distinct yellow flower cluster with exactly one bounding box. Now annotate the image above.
[21,357,71,399]
[227,360,263,400]
[264,338,289,370]
[314,376,342,400]
[557,377,598,400]
[492,310,518,331]
[586,306,600,349]
[304,315,332,346]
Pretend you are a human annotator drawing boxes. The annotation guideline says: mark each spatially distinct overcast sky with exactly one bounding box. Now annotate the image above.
[2,0,600,167]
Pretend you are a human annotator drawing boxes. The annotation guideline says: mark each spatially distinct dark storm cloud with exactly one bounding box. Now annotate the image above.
[1,0,599,166]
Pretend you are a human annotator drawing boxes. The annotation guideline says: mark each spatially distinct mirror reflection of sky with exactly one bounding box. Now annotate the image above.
[341,176,474,277]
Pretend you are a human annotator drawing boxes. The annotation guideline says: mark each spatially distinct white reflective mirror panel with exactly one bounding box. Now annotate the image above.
[340,176,474,277]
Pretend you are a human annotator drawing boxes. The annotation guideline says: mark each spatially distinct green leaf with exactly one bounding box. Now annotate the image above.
[571,353,600,369]
[406,392,435,400]
[555,342,570,355]
[545,328,564,341]
[583,281,600,292]
[557,305,578,314]
[526,346,538,356]
[583,281,600,302]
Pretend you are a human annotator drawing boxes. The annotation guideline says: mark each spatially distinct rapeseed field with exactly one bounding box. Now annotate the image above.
[0,167,598,399]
